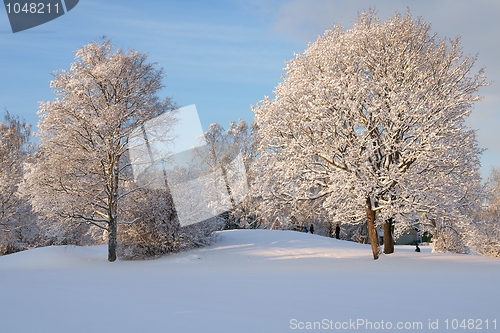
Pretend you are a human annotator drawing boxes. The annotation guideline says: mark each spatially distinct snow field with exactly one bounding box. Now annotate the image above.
[1,229,499,333]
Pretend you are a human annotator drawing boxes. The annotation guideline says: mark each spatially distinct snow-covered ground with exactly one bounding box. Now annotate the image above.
[1,230,499,333]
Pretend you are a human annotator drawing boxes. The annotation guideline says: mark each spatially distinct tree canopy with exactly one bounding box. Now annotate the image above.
[252,10,487,259]
[25,38,176,261]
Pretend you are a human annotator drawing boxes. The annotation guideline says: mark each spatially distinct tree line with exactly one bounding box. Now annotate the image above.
[1,10,499,261]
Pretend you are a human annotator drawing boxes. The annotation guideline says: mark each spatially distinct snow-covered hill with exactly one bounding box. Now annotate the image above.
[1,230,499,333]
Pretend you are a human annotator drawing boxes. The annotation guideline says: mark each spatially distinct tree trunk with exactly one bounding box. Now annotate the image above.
[383,218,394,254]
[220,165,236,208]
[107,162,119,262]
[220,164,236,229]
[366,197,380,260]
[108,218,117,262]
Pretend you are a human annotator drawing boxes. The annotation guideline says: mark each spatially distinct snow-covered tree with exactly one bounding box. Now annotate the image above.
[117,188,181,260]
[225,120,262,228]
[24,38,177,262]
[0,112,31,223]
[468,168,500,257]
[0,111,37,254]
[195,120,257,229]
[252,10,487,259]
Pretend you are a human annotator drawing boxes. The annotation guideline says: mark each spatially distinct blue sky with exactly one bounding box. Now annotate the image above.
[1,0,499,178]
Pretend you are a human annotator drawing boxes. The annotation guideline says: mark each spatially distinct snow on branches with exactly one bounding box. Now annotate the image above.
[0,112,35,254]
[252,10,487,259]
[25,38,177,261]
[469,168,500,257]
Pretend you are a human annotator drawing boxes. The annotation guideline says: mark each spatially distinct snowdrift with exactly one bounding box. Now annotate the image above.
[1,230,499,333]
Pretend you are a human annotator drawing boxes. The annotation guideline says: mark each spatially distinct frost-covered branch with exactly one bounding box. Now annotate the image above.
[252,9,487,258]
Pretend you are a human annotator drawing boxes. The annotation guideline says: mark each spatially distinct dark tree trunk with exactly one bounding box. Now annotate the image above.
[107,162,119,262]
[366,197,379,260]
[383,218,394,254]
[108,218,117,262]
[220,165,236,208]
[220,164,236,230]
[430,219,436,238]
